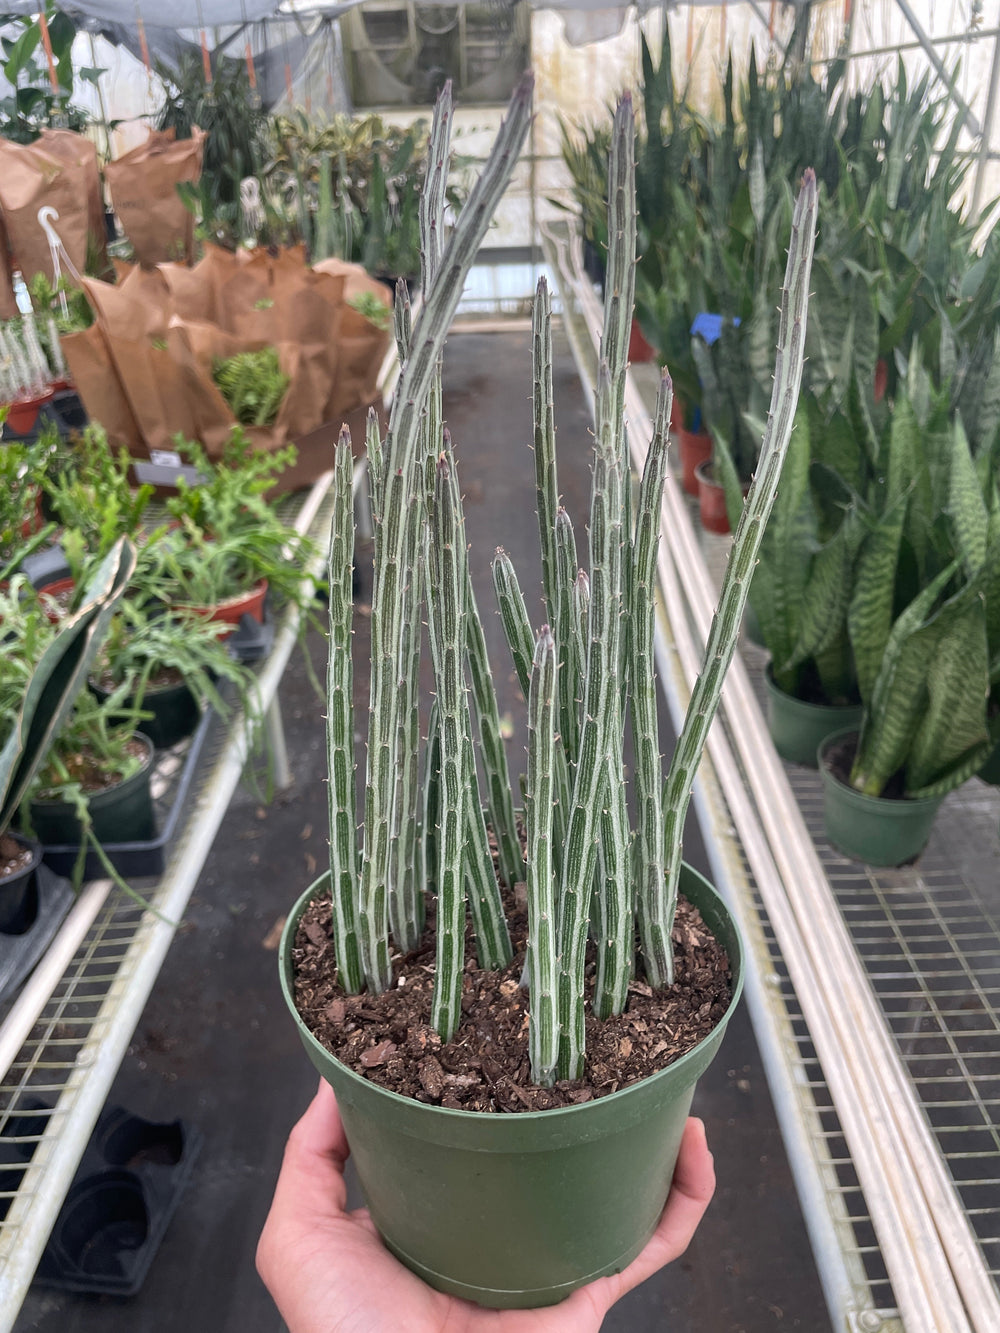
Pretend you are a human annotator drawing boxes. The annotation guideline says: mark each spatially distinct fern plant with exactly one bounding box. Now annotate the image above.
[212,348,289,427]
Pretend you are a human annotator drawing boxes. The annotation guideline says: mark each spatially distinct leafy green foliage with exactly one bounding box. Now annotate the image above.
[0,6,91,143]
[157,52,270,249]
[211,347,289,427]
[347,291,392,332]
[268,111,472,276]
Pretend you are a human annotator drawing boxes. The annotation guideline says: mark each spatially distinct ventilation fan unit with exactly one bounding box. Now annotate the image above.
[345,0,530,107]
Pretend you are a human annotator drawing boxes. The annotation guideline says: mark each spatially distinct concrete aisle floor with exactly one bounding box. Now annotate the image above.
[16,329,831,1333]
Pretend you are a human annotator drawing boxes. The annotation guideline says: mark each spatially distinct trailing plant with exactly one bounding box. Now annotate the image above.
[316,79,818,1086]
[160,431,318,611]
[43,423,158,554]
[0,433,55,576]
[212,348,290,427]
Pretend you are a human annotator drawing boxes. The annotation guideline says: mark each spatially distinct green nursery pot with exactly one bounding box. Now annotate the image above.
[279,863,743,1310]
[818,729,944,867]
[764,668,863,768]
[28,733,156,849]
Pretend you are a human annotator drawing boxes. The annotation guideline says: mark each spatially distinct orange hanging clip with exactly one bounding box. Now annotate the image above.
[37,10,60,96]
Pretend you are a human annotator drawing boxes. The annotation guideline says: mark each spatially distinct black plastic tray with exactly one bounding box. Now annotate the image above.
[34,705,212,882]
[33,1105,202,1296]
[0,861,74,1007]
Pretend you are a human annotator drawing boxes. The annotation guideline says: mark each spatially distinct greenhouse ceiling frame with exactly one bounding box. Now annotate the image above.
[824,0,1000,215]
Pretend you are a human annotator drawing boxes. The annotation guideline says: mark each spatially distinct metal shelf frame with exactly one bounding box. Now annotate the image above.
[0,468,351,1327]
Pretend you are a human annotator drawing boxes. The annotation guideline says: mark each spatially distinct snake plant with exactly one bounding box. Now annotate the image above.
[321,77,817,1084]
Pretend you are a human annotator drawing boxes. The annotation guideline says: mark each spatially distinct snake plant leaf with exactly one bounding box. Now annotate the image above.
[848,494,907,706]
[786,506,865,690]
[947,415,989,577]
[905,589,990,796]
[0,537,136,836]
[851,560,958,795]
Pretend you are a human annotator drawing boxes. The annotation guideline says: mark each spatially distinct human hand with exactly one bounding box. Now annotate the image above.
[258,1079,714,1332]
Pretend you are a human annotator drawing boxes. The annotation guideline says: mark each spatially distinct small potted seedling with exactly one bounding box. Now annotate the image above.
[279,80,817,1308]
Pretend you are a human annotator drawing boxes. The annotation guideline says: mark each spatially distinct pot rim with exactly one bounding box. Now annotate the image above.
[279,864,745,1124]
[763,665,863,716]
[176,577,269,617]
[30,731,155,808]
[817,727,945,811]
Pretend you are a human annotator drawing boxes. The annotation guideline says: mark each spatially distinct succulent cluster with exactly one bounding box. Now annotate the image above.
[322,77,817,1085]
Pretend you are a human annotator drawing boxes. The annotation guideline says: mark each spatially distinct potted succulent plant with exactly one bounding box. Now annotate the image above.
[276,78,818,1309]
[817,361,1000,865]
[0,312,56,435]
[90,596,259,750]
[0,541,134,927]
[158,430,317,631]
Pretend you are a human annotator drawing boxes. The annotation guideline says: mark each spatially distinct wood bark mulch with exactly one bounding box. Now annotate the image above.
[292,886,732,1113]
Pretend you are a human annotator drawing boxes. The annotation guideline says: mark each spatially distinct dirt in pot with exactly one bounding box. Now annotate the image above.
[823,734,907,799]
[293,889,732,1113]
[0,835,33,879]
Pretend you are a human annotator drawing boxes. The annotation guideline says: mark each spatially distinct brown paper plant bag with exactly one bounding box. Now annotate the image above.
[312,257,392,419]
[36,129,108,273]
[0,138,94,294]
[105,127,206,267]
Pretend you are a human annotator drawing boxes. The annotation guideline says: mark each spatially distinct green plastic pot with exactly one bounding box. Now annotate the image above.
[818,729,944,866]
[28,733,156,850]
[279,863,743,1309]
[764,669,863,768]
[977,742,1000,786]
[91,677,202,750]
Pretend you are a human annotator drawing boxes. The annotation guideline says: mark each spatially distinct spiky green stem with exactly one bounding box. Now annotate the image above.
[533,276,559,628]
[554,509,582,767]
[326,431,363,993]
[420,82,453,299]
[557,361,625,1079]
[526,625,559,1086]
[465,567,524,889]
[393,279,411,364]
[365,407,385,536]
[425,454,469,1042]
[358,76,533,997]
[420,699,441,932]
[630,371,674,987]
[572,570,590,683]
[662,171,819,916]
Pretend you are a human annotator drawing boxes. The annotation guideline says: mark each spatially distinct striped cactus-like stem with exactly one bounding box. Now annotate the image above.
[393,278,411,364]
[326,430,363,994]
[662,170,819,915]
[425,454,470,1042]
[492,547,570,867]
[389,465,427,954]
[554,508,582,767]
[359,76,533,997]
[557,361,626,1080]
[461,729,514,970]
[492,548,535,698]
[526,625,559,1086]
[420,698,441,933]
[365,407,385,539]
[532,276,559,627]
[630,371,674,987]
[599,94,637,433]
[465,566,524,889]
[592,743,632,1020]
[572,569,590,685]
[420,81,453,298]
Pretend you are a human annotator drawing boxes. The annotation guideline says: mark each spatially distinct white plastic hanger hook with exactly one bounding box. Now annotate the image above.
[37,205,80,318]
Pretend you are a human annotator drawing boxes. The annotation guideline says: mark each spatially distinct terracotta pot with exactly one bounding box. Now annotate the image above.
[695,460,731,535]
[628,318,656,364]
[37,576,76,623]
[179,579,268,632]
[677,426,713,497]
[5,388,55,435]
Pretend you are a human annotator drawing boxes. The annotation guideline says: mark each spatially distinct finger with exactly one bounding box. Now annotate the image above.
[271,1079,351,1218]
[586,1117,716,1308]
